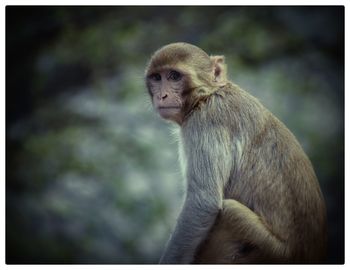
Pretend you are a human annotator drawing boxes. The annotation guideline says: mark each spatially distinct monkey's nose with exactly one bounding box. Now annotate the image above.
[160,93,168,100]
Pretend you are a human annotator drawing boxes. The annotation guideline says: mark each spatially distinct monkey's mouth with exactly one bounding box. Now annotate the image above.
[158,106,181,110]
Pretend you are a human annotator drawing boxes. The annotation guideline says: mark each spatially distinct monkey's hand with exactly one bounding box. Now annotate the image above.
[159,195,221,264]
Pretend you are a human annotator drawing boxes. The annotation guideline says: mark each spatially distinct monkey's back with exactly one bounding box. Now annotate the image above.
[197,83,327,263]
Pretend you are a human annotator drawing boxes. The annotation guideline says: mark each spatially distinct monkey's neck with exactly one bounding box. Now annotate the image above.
[181,83,231,125]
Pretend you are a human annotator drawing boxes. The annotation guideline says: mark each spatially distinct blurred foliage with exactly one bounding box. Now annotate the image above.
[6,6,344,264]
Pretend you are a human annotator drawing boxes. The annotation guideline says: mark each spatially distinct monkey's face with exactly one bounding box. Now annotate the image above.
[146,69,186,124]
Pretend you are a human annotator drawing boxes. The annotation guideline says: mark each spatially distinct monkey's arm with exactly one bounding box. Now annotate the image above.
[159,128,232,264]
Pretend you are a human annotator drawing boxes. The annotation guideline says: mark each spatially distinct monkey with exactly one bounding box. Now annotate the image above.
[144,42,327,264]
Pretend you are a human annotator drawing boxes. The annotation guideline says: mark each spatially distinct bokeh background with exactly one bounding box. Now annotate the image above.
[6,6,344,264]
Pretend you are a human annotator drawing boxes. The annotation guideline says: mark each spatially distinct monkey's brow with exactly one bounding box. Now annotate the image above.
[148,65,186,74]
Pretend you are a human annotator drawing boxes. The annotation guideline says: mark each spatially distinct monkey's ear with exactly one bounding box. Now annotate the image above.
[210,56,227,84]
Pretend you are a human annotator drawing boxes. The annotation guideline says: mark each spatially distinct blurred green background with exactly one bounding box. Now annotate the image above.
[6,6,344,264]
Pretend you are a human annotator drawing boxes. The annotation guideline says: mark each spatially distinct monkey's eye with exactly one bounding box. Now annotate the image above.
[168,70,182,81]
[149,73,161,81]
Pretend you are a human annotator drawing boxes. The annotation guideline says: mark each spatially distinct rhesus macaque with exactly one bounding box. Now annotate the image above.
[145,42,327,264]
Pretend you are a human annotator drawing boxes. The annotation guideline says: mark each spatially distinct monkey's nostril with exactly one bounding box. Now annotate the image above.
[162,94,168,99]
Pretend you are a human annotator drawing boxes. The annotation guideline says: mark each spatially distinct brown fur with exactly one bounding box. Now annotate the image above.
[145,42,327,264]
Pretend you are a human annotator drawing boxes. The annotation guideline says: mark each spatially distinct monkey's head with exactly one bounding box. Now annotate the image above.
[145,42,227,125]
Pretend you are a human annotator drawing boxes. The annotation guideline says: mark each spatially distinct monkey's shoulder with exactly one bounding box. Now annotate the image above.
[207,82,261,109]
